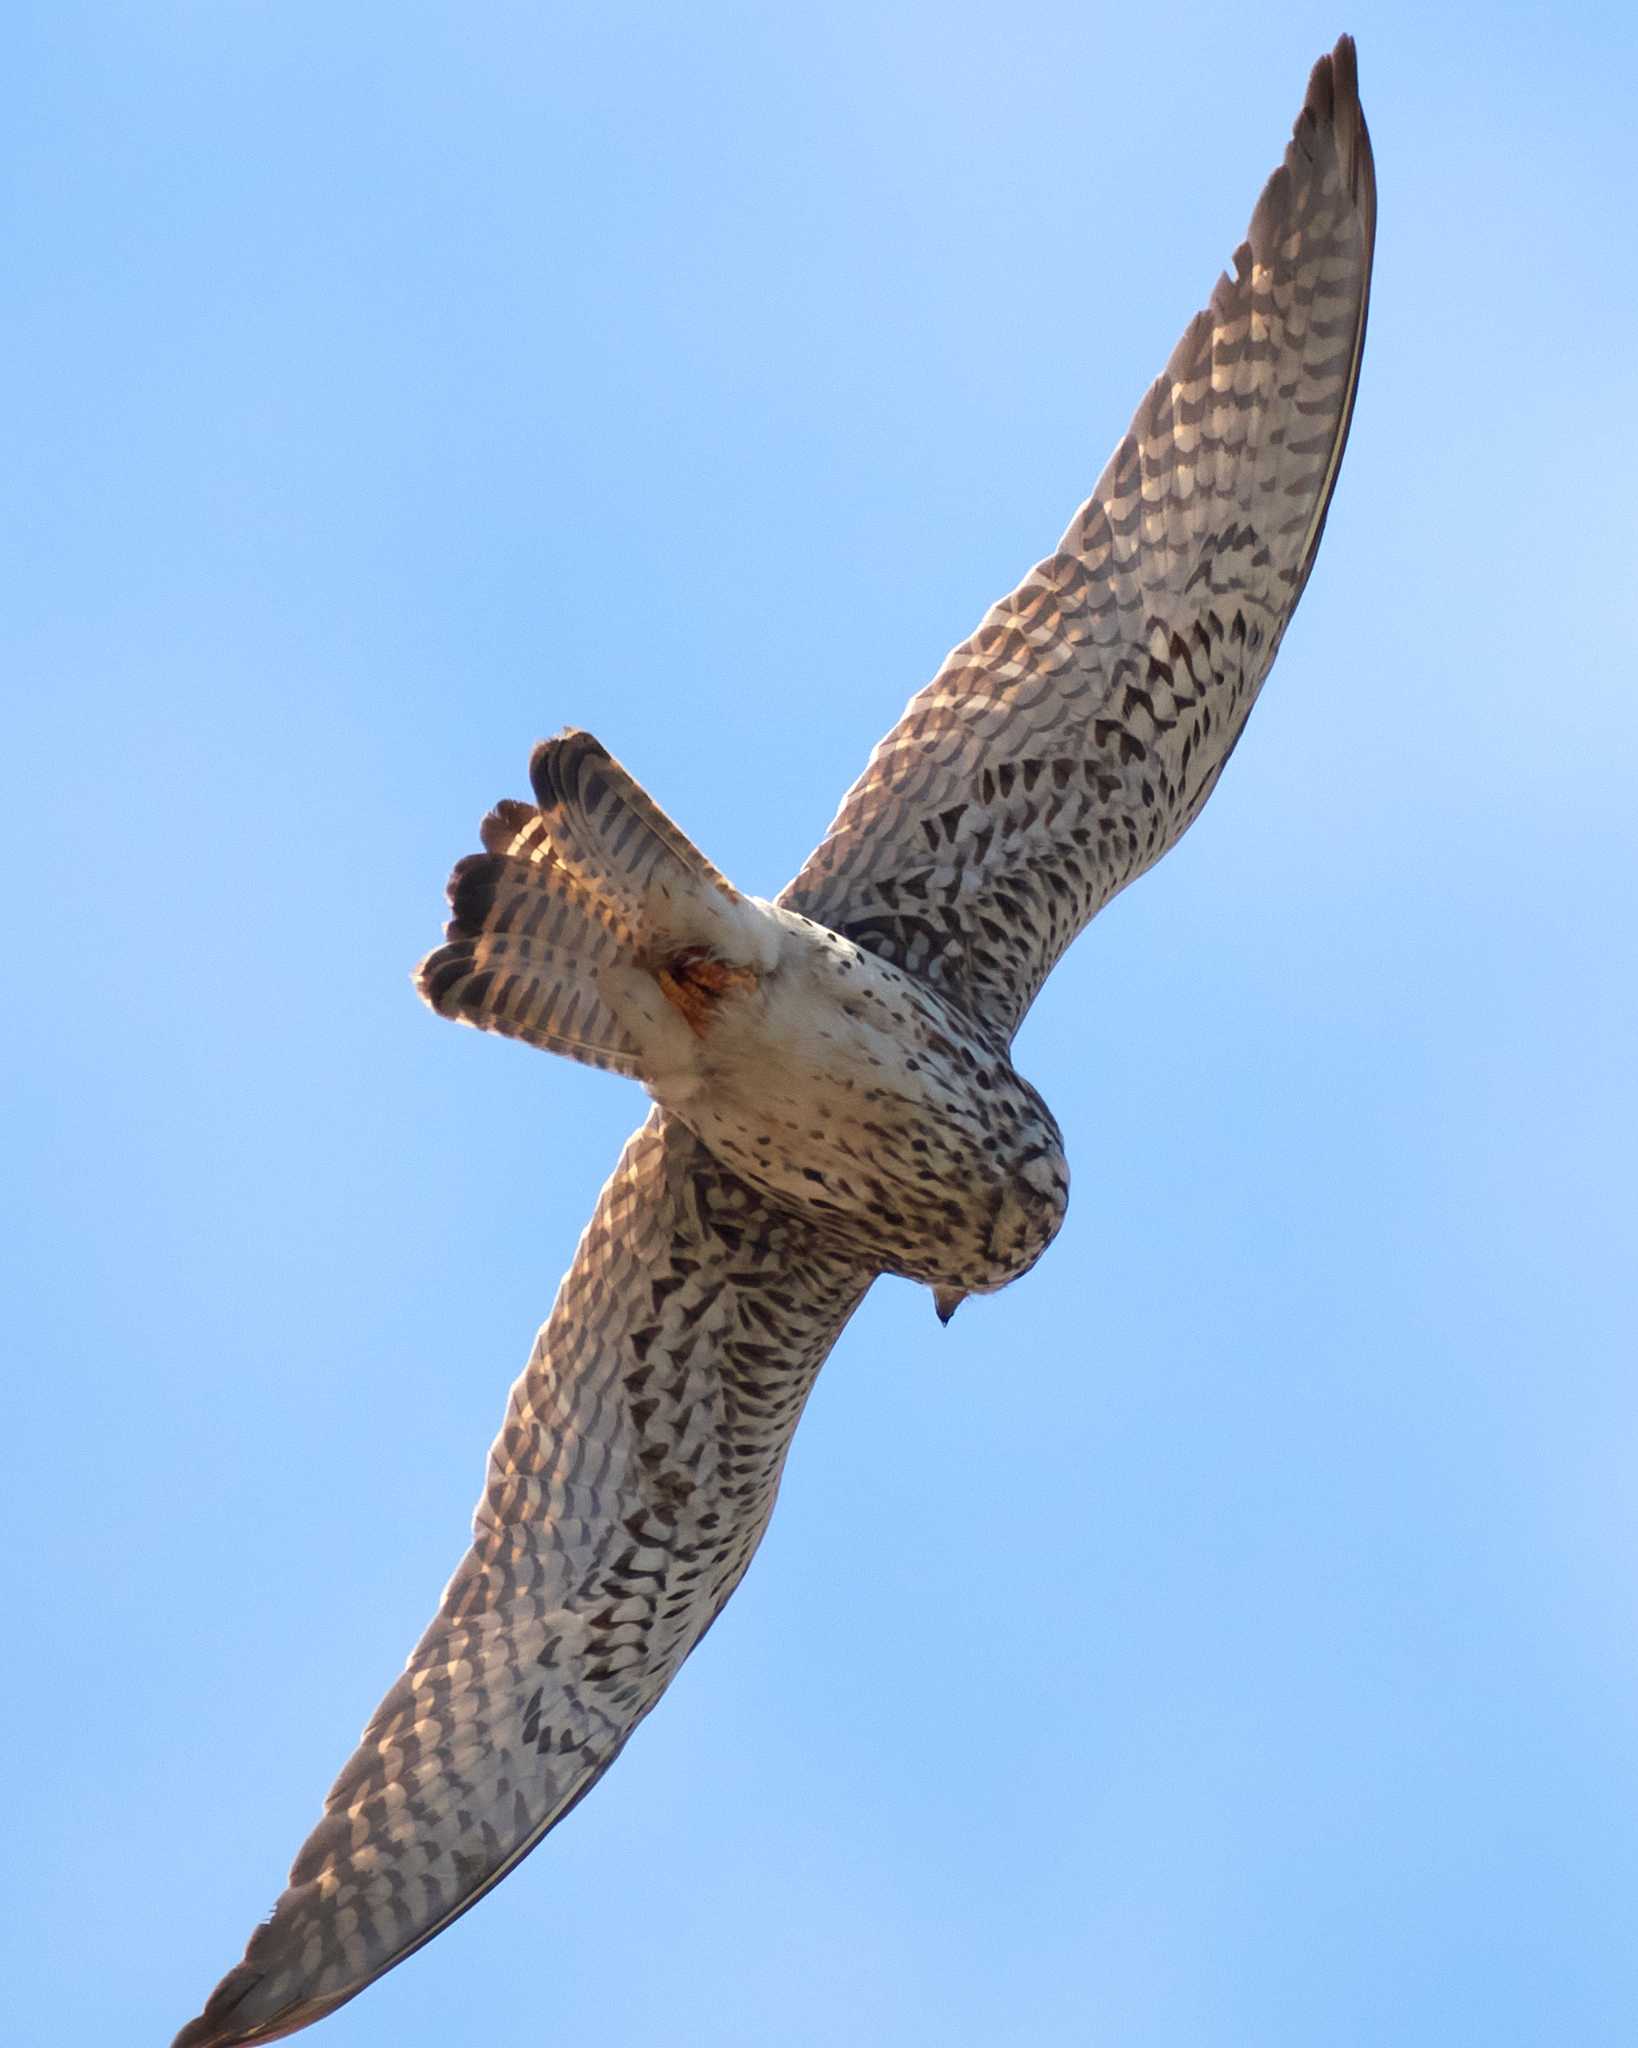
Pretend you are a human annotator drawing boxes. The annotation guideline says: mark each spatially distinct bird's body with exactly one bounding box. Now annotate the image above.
[177,38,1374,2048]
[639,893,1071,1298]
[428,729,1073,1302]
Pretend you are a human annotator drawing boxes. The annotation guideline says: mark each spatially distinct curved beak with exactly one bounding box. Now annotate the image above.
[932,1285,967,1326]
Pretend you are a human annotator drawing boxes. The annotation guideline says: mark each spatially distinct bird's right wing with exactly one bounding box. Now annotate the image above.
[176,1111,873,2047]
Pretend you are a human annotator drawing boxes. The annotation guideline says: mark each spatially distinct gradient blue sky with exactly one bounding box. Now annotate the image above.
[8,5,1638,2044]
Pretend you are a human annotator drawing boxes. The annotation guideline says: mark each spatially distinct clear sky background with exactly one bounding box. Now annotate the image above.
[7,4,1637,2044]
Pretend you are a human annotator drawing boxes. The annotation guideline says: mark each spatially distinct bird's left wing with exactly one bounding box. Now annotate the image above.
[782,37,1374,1044]
[176,1111,872,2047]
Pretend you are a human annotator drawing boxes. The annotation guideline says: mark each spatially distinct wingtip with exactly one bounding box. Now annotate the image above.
[1247,34,1375,267]
[173,1934,367,2048]
[170,1964,278,2048]
[1307,33,1375,224]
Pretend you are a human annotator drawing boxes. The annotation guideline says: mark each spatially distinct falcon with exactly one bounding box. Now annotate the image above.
[178,38,1374,2045]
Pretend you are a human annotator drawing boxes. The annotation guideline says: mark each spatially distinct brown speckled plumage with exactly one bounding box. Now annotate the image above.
[178,1115,870,2047]
[177,39,1373,2047]
[787,40,1373,1038]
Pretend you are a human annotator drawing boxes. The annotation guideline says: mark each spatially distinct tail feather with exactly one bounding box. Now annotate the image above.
[477,796,610,883]
[416,843,645,1076]
[528,731,743,950]
[444,848,629,957]
[419,734,766,1080]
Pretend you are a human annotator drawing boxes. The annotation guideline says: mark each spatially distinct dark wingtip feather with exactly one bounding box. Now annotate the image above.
[172,1959,355,2048]
[1247,35,1374,270]
[1166,38,1373,402]
[1306,33,1374,227]
[169,1961,284,2048]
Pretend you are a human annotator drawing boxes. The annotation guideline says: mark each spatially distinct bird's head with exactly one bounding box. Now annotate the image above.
[933,1143,1069,1325]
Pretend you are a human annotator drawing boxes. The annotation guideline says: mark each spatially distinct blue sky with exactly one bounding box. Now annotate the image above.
[7,4,1638,2044]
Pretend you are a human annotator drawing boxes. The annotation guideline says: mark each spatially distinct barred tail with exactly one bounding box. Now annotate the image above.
[417,735,772,1079]
[415,798,648,1077]
[528,730,762,963]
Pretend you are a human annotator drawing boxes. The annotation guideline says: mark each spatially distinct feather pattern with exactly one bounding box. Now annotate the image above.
[176,1114,870,2046]
[783,38,1374,1041]
[415,798,646,1074]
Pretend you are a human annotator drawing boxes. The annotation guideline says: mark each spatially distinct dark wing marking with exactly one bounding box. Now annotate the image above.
[175,1113,871,2047]
[782,37,1375,1043]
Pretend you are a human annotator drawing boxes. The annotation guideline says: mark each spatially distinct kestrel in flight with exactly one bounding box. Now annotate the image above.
[178,37,1374,2044]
